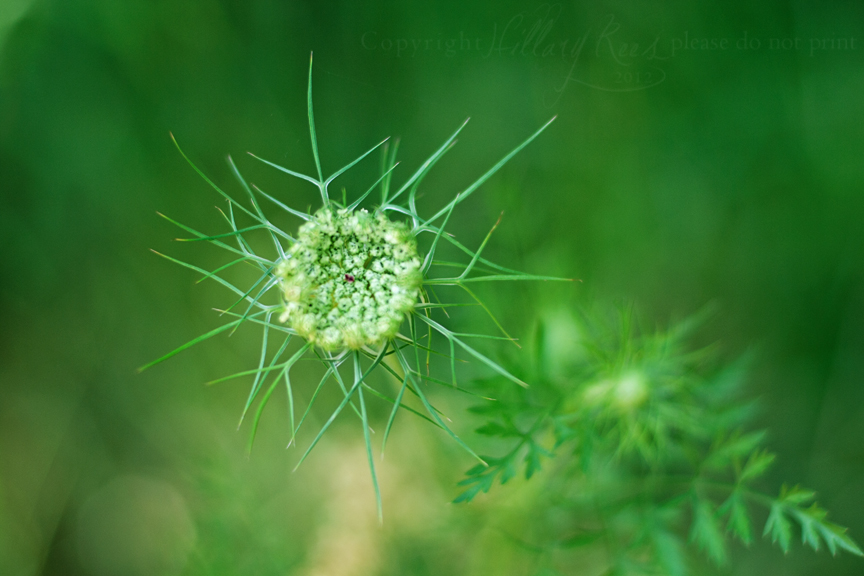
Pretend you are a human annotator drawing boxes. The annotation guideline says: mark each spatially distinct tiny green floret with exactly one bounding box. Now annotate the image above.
[277,207,422,350]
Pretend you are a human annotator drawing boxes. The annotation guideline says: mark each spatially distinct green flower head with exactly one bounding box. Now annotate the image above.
[277,207,422,350]
[143,54,566,520]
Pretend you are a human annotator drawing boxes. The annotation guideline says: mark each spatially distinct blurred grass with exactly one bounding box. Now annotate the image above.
[1,1,863,574]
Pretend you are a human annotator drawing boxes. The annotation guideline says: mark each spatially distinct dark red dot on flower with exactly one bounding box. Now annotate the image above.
[345,274,355,282]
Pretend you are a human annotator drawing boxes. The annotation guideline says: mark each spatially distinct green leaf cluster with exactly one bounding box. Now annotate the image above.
[458,307,862,573]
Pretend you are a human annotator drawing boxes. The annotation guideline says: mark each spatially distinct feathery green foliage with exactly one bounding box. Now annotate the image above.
[142,54,565,520]
[458,306,862,573]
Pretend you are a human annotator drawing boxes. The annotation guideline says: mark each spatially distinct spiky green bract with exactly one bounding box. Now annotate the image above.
[458,307,862,573]
[141,54,566,519]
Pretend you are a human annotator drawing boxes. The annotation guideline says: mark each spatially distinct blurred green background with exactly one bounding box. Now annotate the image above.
[1,1,863,574]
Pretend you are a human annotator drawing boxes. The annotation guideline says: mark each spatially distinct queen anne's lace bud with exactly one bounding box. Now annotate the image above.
[276,208,422,350]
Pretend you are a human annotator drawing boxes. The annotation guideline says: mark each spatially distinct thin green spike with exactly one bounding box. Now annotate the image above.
[385,117,469,206]
[449,337,456,387]
[251,184,313,221]
[307,52,324,185]
[459,212,502,279]
[247,152,321,188]
[426,261,501,275]
[232,276,280,334]
[421,193,459,274]
[412,302,478,310]
[425,285,451,319]
[373,360,453,419]
[215,203,250,257]
[425,274,574,284]
[293,345,389,471]
[426,116,556,225]
[170,133,264,225]
[379,140,389,203]
[435,234,525,274]
[239,334,291,425]
[457,283,519,348]
[139,314,254,372]
[408,313,422,376]
[156,213,273,265]
[214,204,266,265]
[174,223,288,244]
[361,383,439,429]
[221,266,275,317]
[323,137,390,195]
[424,296,433,375]
[450,333,518,341]
[291,365,335,447]
[414,313,527,387]
[418,223,573,282]
[150,250,254,302]
[215,309,294,335]
[240,309,272,423]
[380,138,400,204]
[407,140,457,226]
[247,342,311,454]
[227,155,286,259]
[413,373,497,400]
[208,357,298,386]
[378,204,415,219]
[284,368,296,444]
[393,342,486,466]
[317,350,367,424]
[348,162,400,212]
[196,256,251,284]
[356,354,383,523]
[381,373,409,457]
